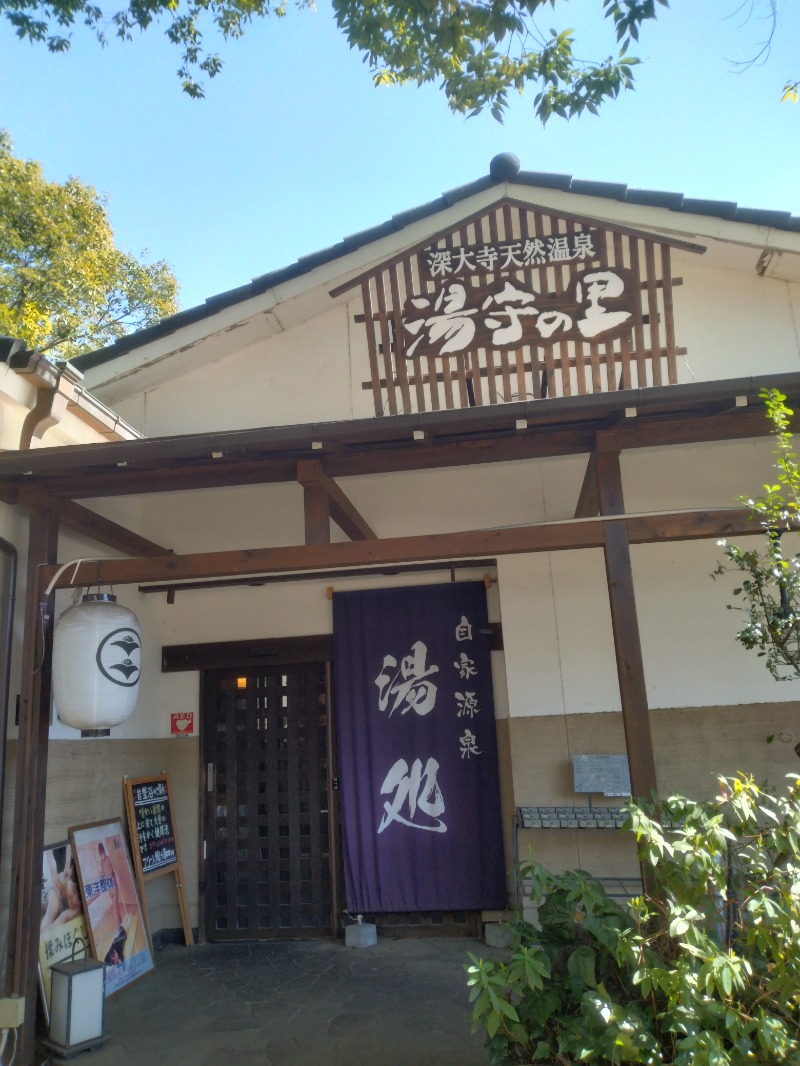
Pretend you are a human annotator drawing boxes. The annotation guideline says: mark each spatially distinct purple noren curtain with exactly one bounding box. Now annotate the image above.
[333,582,507,913]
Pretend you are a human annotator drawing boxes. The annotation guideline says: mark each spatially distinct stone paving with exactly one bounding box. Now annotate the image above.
[38,937,497,1066]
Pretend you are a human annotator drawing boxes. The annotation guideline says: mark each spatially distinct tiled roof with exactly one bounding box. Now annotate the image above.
[72,167,800,372]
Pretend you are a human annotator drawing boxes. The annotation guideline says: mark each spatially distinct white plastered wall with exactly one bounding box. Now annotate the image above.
[32,429,787,742]
[111,302,372,436]
[51,458,545,741]
[670,253,800,384]
[500,437,793,718]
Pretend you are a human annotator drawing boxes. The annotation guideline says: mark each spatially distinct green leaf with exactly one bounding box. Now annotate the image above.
[3,0,669,114]
[497,997,519,1020]
[567,945,597,989]
[669,916,690,937]
[0,133,179,358]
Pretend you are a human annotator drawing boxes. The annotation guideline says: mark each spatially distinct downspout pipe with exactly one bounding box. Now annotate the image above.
[0,537,17,869]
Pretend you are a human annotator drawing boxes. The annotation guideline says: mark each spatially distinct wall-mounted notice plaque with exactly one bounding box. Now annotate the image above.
[572,755,631,797]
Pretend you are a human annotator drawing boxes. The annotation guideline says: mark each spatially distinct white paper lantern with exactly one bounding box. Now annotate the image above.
[52,593,141,735]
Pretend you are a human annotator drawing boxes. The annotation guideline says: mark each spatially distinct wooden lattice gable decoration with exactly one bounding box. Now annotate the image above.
[330,198,705,417]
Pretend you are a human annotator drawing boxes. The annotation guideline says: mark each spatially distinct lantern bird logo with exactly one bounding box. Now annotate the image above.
[110,659,138,680]
[97,627,141,688]
[111,636,139,656]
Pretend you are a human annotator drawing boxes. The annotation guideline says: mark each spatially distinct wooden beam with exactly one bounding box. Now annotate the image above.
[41,506,756,591]
[5,505,58,1059]
[0,373,795,498]
[613,409,774,450]
[297,459,376,541]
[165,635,336,672]
[0,395,597,476]
[138,558,498,595]
[3,433,598,499]
[162,622,505,672]
[18,487,172,557]
[574,451,599,518]
[0,387,791,504]
[29,456,300,499]
[595,441,658,801]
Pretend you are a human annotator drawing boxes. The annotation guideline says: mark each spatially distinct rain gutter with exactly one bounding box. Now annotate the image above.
[2,342,142,446]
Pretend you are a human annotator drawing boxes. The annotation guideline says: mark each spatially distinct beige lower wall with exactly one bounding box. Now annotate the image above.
[0,737,199,962]
[509,702,800,882]
[1,701,797,957]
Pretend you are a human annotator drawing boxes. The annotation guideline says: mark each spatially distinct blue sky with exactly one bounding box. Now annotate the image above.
[2,1,799,311]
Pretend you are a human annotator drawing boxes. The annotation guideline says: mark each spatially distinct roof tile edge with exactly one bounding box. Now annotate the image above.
[71,167,800,373]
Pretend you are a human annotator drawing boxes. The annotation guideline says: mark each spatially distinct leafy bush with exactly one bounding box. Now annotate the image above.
[467,774,800,1065]
[714,387,800,682]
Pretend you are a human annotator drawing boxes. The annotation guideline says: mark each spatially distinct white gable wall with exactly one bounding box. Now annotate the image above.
[84,183,800,437]
[118,303,362,436]
[107,252,800,438]
[671,254,800,383]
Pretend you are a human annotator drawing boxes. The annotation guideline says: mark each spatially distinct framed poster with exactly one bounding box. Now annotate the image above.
[39,840,91,1022]
[69,819,155,996]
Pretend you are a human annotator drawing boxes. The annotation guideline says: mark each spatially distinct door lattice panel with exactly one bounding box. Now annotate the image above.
[205,664,332,939]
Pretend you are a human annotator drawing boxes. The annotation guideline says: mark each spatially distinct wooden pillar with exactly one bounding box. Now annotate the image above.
[303,485,331,545]
[298,459,331,545]
[5,504,58,1058]
[594,436,658,801]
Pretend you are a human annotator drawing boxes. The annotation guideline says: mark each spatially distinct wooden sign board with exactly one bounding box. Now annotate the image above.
[126,774,178,875]
[331,197,705,417]
[123,773,193,946]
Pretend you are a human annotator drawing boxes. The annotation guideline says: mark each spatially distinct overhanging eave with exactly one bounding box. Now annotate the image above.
[0,374,795,500]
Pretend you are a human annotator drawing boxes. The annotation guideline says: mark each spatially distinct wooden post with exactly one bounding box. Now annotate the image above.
[298,459,331,545]
[323,661,339,938]
[5,504,58,1059]
[303,484,331,545]
[594,437,658,801]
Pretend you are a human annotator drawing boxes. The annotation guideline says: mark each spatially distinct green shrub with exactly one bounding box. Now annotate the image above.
[467,774,800,1064]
